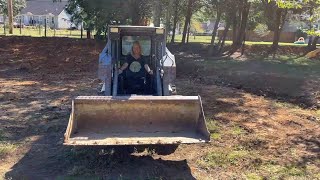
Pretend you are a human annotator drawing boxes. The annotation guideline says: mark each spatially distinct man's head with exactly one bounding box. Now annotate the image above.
[132,41,142,56]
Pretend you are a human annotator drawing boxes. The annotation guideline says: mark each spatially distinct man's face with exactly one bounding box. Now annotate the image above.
[132,43,141,55]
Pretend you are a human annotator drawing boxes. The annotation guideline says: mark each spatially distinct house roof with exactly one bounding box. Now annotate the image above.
[21,1,68,16]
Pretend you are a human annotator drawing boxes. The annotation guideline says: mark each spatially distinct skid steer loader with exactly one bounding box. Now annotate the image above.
[64,26,210,147]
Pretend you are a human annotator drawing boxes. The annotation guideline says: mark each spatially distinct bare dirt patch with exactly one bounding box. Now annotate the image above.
[0,37,319,179]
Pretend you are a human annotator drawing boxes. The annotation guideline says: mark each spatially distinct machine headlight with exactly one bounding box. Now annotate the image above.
[110,28,119,33]
[156,28,164,34]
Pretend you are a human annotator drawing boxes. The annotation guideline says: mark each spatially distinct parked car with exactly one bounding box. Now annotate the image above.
[67,26,77,30]
[13,22,24,28]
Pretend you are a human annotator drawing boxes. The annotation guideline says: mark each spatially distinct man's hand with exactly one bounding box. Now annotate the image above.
[119,69,123,74]
[148,70,153,75]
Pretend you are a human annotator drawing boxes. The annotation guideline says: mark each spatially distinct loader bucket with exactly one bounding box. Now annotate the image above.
[64,96,210,146]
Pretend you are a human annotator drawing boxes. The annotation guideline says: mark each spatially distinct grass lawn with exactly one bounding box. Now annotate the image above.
[0,27,83,38]
[171,34,320,46]
[0,27,319,47]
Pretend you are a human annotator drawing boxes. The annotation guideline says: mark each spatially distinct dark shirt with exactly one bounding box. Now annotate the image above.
[125,54,147,79]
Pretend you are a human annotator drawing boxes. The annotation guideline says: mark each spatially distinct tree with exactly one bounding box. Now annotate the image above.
[201,0,224,55]
[66,0,153,38]
[153,0,161,27]
[200,0,238,55]
[0,0,25,16]
[127,0,153,25]
[228,0,252,54]
[267,0,305,52]
[181,0,204,44]
[300,0,320,51]
[171,0,186,43]
[0,0,25,34]
[181,0,194,43]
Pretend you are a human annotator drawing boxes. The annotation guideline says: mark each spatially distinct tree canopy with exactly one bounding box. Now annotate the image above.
[0,0,26,16]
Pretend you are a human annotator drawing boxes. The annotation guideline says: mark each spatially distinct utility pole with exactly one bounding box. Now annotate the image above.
[7,0,14,34]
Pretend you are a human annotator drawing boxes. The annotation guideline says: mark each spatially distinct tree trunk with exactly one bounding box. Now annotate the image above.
[171,0,179,43]
[271,8,283,51]
[7,0,14,34]
[165,0,173,38]
[187,21,191,43]
[236,2,250,45]
[307,36,313,49]
[307,8,314,50]
[208,9,222,56]
[241,32,246,56]
[86,30,91,39]
[153,0,161,27]
[279,9,288,31]
[181,0,193,44]
[311,36,319,50]
[230,1,251,54]
[132,17,141,25]
[210,9,221,45]
[231,12,237,45]
[218,21,231,54]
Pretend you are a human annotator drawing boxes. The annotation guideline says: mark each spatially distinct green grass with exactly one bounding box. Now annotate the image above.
[272,101,302,110]
[198,149,251,168]
[210,133,221,140]
[0,27,318,45]
[0,26,84,38]
[203,56,320,76]
[260,164,307,179]
[171,34,320,46]
[245,173,264,180]
[0,143,17,157]
[206,120,222,140]
[206,119,219,133]
[231,125,246,136]
[244,163,318,180]
[0,130,4,141]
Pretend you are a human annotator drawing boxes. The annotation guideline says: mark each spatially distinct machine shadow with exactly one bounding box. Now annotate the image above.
[5,139,196,179]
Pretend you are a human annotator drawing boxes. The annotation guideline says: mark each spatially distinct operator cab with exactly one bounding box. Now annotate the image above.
[98,26,176,96]
[118,36,155,95]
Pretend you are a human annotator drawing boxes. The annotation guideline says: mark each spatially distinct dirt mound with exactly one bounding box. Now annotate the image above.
[167,43,308,57]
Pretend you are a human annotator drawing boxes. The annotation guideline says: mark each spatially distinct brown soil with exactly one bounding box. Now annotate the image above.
[1,36,319,180]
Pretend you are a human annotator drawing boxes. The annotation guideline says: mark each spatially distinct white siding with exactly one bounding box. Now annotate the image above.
[0,15,4,23]
[23,15,29,25]
[57,10,72,29]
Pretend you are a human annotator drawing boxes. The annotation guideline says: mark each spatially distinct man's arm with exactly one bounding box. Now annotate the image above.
[119,63,128,74]
[144,64,153,75]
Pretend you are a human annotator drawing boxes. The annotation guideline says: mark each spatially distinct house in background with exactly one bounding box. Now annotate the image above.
[0,15,4,24]
[201,20,225,35]
[18,0,75,29]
